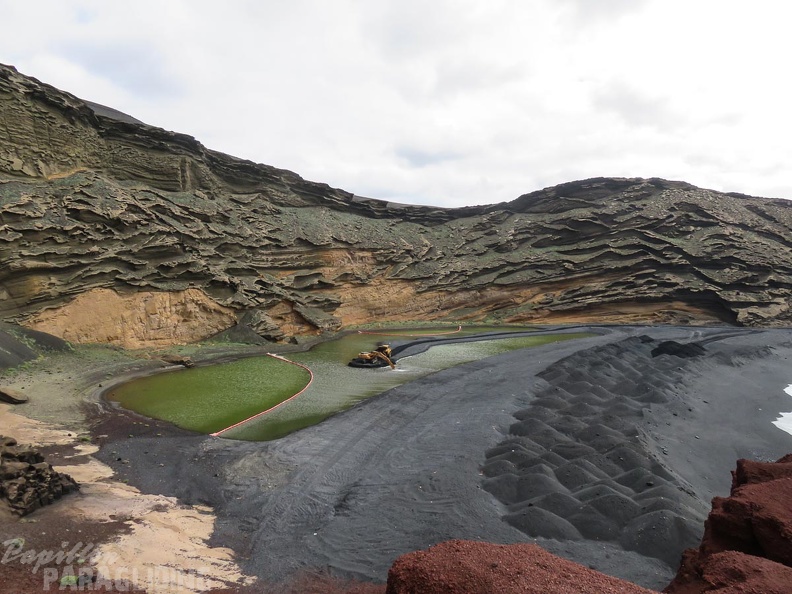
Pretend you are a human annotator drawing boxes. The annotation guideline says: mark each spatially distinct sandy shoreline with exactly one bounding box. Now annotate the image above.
[2,325,792,592]
[0,342,277,593]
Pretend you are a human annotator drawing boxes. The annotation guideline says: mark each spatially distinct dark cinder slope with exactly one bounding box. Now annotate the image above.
[1,63,791,344]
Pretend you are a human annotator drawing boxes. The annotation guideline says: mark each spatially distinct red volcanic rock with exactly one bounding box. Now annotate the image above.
[666,550,792,594]
[730,456,792,489]
[675,549,792,594]
[665,454,792,594]
[703,478,792,566]
[386,540,655,594]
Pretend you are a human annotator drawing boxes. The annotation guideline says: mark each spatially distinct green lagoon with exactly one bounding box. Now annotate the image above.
[107,328,590,441]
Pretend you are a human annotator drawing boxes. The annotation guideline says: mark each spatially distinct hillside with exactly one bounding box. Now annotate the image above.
[1,63,791,347]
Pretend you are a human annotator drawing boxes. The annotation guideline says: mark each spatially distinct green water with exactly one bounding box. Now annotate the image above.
[224,331,589,441]
[106,355,310,434]
[108,328,590,441]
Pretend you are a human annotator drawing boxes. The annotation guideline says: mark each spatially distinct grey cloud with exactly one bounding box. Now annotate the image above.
[556,0,651,23]
[432,58,526,99]
[55,41,183,99]
[362,0,470,59]
[395,146,464,169]
[705,112,743,127]
[4,1,790,206]
[592,82,683,130]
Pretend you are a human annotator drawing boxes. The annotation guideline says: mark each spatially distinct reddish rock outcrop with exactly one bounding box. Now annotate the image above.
[669,550,792,594]
[665,454,792,594]
[729,454,792,488]
[386,540,656,594]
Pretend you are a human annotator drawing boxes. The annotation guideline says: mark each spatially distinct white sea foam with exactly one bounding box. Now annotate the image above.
[772,384,792,436]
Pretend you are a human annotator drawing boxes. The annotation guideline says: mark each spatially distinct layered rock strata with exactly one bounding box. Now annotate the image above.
[2,63,792,346]
[0,436,78,516]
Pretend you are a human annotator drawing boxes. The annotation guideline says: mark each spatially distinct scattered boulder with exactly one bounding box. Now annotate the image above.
[386,540,656,594]
[0,387,28,404]
[0,436,79,516]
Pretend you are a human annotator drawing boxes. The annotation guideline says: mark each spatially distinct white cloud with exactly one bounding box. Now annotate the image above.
[1,0,791,206]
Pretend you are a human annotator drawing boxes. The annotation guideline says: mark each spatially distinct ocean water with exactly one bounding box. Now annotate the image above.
[772,384,792,436]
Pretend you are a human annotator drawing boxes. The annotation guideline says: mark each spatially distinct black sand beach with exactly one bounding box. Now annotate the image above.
[96,326,792,591]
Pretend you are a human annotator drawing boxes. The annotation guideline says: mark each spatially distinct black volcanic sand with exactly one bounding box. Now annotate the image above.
[94,326,792,591]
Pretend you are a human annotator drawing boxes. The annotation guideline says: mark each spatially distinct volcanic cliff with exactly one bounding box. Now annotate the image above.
[1,63,791,347]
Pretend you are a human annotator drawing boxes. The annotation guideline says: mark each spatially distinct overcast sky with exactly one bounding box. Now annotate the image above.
[2,1,790,207]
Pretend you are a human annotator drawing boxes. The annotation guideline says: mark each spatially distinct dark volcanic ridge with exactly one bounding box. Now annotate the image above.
[1,63,792,347]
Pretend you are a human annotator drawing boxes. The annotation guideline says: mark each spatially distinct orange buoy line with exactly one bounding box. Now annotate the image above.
[210,353,314,438]
[356,324,463,337]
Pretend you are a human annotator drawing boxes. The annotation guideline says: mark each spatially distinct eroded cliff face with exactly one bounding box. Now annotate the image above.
[1,63,791,347]
[25,288,236,348]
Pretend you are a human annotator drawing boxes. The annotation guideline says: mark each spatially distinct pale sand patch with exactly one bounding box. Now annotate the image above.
[71,483,253,593]
[55,458,113,483]
[0,402,79,446]
[1,405,255,593]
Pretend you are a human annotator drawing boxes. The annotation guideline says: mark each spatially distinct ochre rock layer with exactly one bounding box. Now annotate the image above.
[2,63,792,346]
[26,287,236,348]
